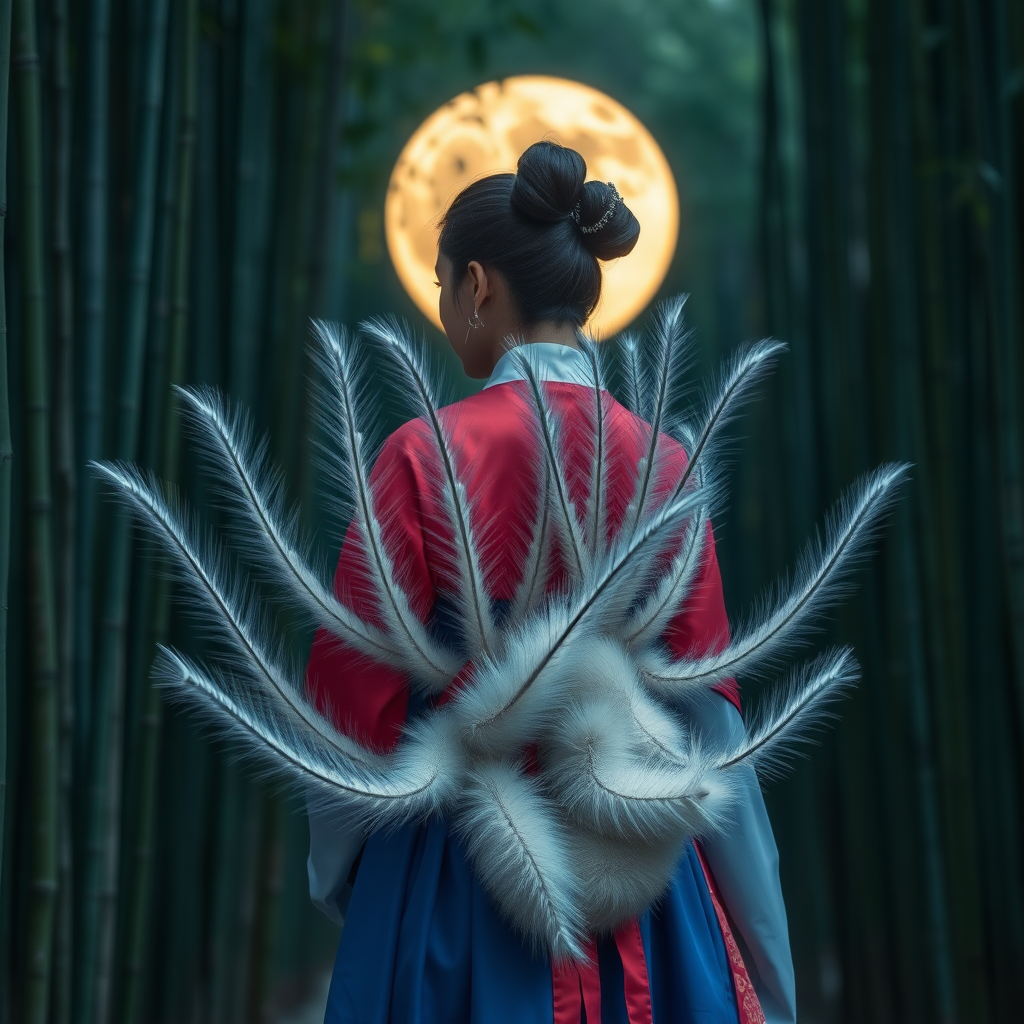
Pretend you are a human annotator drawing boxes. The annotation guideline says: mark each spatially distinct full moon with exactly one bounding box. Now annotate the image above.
[384,75,680,339]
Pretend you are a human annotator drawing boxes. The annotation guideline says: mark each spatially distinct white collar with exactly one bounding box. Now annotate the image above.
[483,342,593,389]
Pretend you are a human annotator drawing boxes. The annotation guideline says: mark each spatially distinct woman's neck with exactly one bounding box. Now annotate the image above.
[520,320,580,347]
[486,320,579,371]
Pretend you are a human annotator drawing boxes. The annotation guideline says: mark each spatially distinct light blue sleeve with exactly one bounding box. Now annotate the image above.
[685,695,797,1024]
[306,802,365,928]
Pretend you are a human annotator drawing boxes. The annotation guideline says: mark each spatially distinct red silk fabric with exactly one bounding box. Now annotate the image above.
[549,881,762,1024]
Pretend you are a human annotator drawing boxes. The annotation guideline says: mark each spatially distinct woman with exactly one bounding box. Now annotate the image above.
[305,141,797,1024]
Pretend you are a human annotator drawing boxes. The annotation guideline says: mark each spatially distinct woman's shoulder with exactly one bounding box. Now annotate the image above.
[379,383,538,459]
[376,381,690,484]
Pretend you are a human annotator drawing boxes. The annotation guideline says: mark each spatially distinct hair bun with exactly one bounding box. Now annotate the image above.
[510,142,640,262]
[510,141,586,222]
[572,179,641,262]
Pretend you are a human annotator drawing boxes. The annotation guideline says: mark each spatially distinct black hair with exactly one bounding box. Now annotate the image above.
[437,141,640,327]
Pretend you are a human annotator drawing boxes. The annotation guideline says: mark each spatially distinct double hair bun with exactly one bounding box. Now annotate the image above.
[509,141,640,261]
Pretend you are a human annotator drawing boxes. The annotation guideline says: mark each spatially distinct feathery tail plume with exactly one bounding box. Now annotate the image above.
[361,316,498,661]
[92,460,388,762]
[717,647,859,776]
[622,295,691,536]
[623,509,708,649]
[669,339,787,503]
[513,349,590,583]
[166,388,406,665]
[642,463,910,690]
[617,331,646,417]
[578,337,610,558]
[455,762,586,960]
[547,691,725,839]
[509,461,553,625]
[310,321,463,691]
[155,647,460,825]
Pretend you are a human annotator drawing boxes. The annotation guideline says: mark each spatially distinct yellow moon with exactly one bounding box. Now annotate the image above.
[384,75,679,339]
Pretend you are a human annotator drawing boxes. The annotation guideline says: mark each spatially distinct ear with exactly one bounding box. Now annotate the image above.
[466,260,493,310]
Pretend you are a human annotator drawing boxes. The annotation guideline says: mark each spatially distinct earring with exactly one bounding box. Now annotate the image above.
[467,307,484,330]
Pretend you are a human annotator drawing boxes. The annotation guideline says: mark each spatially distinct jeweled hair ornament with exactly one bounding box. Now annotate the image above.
[573,182,621,234]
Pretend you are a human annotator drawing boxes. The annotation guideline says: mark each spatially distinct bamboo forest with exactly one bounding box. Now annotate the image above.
[1,0,1022,1021]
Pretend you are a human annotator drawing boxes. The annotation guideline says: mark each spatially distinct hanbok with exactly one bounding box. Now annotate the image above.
[306,342,795,1024]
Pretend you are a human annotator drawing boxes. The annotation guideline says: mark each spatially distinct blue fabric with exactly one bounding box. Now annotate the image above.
[324,822,739,1024]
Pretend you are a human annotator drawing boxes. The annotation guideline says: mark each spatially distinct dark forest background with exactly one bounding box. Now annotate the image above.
[1,0,1022,1021]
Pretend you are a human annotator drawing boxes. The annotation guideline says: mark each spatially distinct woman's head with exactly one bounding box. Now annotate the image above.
[435,141,640,376]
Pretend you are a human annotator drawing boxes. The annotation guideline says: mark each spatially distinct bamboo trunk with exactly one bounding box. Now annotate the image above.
[49,0,76,1018]
[77,2,171,1022]
[756,0,792,344]
[118,6,198,1018]
[969,0,1024,774]
[866,1,957,1019]
[246,795,286,1024]
[73,0,111,775]
[220,8,276,1020]
[114,10,179,1003]
[961,0,1024,1010]
[0,0,12,992]
[307,0,350,320]
[191,12,242,1017]
[272,1,326,482]
[228,0,271,406]
[12,0,60,1019]
[815,5,894,1017]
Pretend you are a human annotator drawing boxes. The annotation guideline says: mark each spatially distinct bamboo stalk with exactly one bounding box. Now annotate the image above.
[975,0,1024,775]
[965,282,1023,1018]
[190,11,242,1017]
[854,86,933,1007]
[756,0,792,343]
[818,5,895,1016]
[755,5,827,1015]
[962,0,1024,1008]
[0,0,12,983]
[114,9,180,995]
[217,7,275,1020]
[228,0,271,405]
[914,1,1006,1014]
[73,0,111,777]
[209,763,245,1022]
[865,1,957,1018]
[119,3,198,1020]
[272,1,325,479]
[116,22,178,1024]
[307,0,349,320]
[49,0,76,1018]
[153,15,223,1017]
[76,2,171,1022]
[210,12,263,1012]
[245,795,286,1024]
[881,4,987,1020]
[12,0,60,1018]
[159,733,211,1023]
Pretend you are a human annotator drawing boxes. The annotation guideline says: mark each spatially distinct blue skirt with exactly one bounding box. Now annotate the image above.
[324,818,739,1024]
